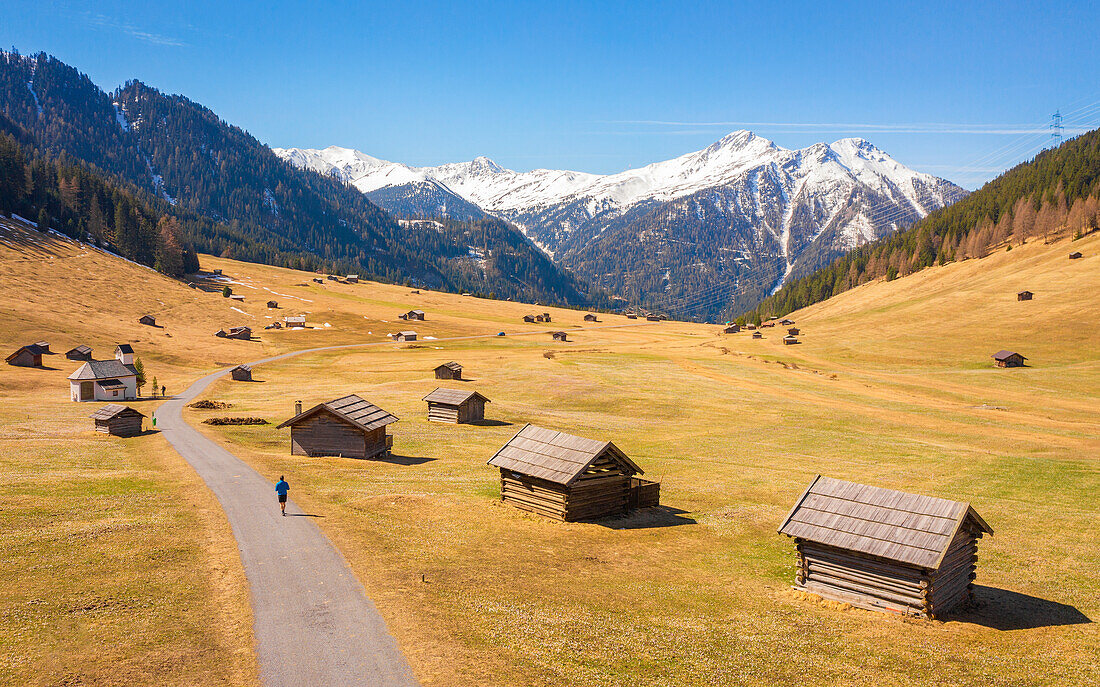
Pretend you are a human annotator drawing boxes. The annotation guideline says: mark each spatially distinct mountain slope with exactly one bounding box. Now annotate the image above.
[743,127,1100,323]
[0,50,588,305]
[278,133,964,318]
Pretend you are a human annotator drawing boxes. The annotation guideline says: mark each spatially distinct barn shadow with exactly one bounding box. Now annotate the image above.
[593,505,696,530]
[378,454,435,466]
[33,365,61,371]
[133,429,161,437]
[287,513,324,518]
[944,586,1092,630]
[470,419,513,427]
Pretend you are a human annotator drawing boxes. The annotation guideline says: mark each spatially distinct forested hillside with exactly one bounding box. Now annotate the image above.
[0,49,589,305]
[740,128,1100,323]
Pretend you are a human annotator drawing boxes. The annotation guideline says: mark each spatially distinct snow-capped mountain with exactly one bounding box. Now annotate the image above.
[275,132,965,314]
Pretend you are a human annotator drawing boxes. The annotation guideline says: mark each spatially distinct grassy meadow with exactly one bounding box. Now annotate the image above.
[1,216,1097,685]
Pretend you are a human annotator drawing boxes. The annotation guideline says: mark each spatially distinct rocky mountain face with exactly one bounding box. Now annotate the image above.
[277,132,965,318]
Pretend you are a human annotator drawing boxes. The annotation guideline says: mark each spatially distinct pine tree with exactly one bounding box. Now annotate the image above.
[133,357,146,395]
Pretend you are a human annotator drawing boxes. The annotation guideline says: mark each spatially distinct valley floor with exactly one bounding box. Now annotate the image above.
[0,218,1096,685]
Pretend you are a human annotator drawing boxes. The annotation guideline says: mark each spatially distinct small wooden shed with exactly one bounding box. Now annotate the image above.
[626,313,638,319]
[399,310,426,321]
[992,350,1027,368]
[760,322,775,328]
[276,395,398,460]
[487,424,659,521]
[752,331,763,339]
[267,300,278,308]
[551,331,568,342]
[66,345,93,361]
[744,323,756,330]
[584,313,598,322]
[6,344,43,367]
[724,324,740,334]
[778,475,992,618]
[34,340,51,353]
[780,319,795,325]
[423,388,490,424]
[285,316,306,327]
[788,327,800,336]
[434,361,463,380]
[783,335,799,345]
[89,404,145,437]
[139,315,156,326]
[312,278,324,284]
[1069,251,1083,259]
[523,315,537,323]
[1016,291,1033,301]
[392,331,417,342]
[346,275,359,283]
[646,315,661,322]
[230,365,252,381]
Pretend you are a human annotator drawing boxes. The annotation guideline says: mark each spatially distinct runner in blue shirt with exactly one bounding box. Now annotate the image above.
[275,476,290,516]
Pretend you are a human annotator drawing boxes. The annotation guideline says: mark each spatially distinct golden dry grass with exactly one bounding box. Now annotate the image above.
[2,216,1097,686]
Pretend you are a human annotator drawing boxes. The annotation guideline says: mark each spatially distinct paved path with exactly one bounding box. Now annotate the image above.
[157,323,653,685]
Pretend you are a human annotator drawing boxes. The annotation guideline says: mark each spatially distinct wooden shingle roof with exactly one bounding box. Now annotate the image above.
[992,350,1026,361]
[89,404,145,420]
[276,394,398,432]
[487,424,642,486]
[435,361,462,371]
[422,388,489,406]
[778,475,993,570]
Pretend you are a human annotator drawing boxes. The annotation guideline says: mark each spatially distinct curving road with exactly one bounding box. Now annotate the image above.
[157,323,653,685]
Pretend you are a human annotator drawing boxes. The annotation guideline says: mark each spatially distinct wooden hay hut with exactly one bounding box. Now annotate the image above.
[788,327,801,336]
[584,313,598,322]
[783,335,799,345]
[276,395,398,460]
[6,344,44,367]
[760,322,775,328]
[992,350,1027,368]
[1069,251,1083,259]
[752,331,763,339]
[312,278,324,284]
[267,300,278,308]
[284,316,306,327]
[138,315,156,326]
[229,294,245,302]
[724,324,740,334]
[89,404,145,437]
[1016,291,1033,301]
[626,313,638,319]
[399,309,426,321]
[646,315,661,322]
[551,331,568,342]
[744,323,756,330]
[392,331,417,342]
[230,365,252,381]
[346,275,359,283]
[34,340,51,353]
[778,475,992,618]
[434,361,463,380]
[523,315,537,323]
[66,345,93,361]
[780,319,795,325]
[423,388,489,424]
[487,424,659,521]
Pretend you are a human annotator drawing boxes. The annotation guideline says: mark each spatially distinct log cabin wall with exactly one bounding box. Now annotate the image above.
[95,414,143,437]
[291,411,369,458]
[796,540,933,617]
[427,402,461,424]
[500,470,569,520]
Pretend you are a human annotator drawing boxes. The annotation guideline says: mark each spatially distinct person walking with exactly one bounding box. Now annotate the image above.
[275,476,290,516]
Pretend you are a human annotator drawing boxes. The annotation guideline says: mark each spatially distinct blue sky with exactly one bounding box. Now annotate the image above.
[4,0,1099,188]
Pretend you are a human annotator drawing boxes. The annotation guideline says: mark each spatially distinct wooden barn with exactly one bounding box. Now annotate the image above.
[724,324,740,334]
[216,326,252,340]
[744,323,756,330]
[523,315,537,323]
[276,395,398,460]
[1069,251,1083,259]
[780,319,795,325]
[66,345,93,361]
[778,475,992,618]
[34,340,51,353]
[1016,291,1033,301]
[488,424,659,521]
[788,327,801,336]
[760,322,775,328]
[584,313,598,322]
[139,315,156,326]
[626,313,638,319]
[551,331,568,342]
[89,404,145,437]
[6,344,44,367]
[783,335,799,345]
[434,361,463,380]
[312,278,324,284]
[752,331,763,339]
[992,350,1027,367]
[423,388,489,424]
[392,331,417,342]
[346,275,359,283]
[646,315,661,322]
[399,310,426,321]
[230,364,252,381]
[267,300,278,308]
[285,316,306,327]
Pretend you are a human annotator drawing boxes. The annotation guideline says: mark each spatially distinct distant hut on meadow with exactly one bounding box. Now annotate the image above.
[277,395,398,459]
[392,331,417,342]
[346,275,359,283]
[34,340,51,353]
[312,278,324,284]
[646,315,661,322]
[760,322,775,328]
[523,315,537,323]
[487,424,660,522]
[783,335,799,345]
[89,404,145,437]
[138,315,156,326]
[267,300,279,308]
[229,294,245,302]
[788,327,800,336]
[423,388,490,424]
[551,331,568,342]
[626,313,638,319]
[399,309,426,321]
[284,316,306,327]
[584,313,599,322]
[216,326,252,340]
[780,319,795,325]
[434,361,463,380]
[1016,291,1033,301]
[724,324,740,334]
[752,331,763,339]
[6,344,44,367]
[327,275,338,281]
[66,345,93,361]
[1069,251,1083,259]
[778,475,992,619]
[230,364,253,381]
[992,350,1027,368]
[744,323,756,330]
